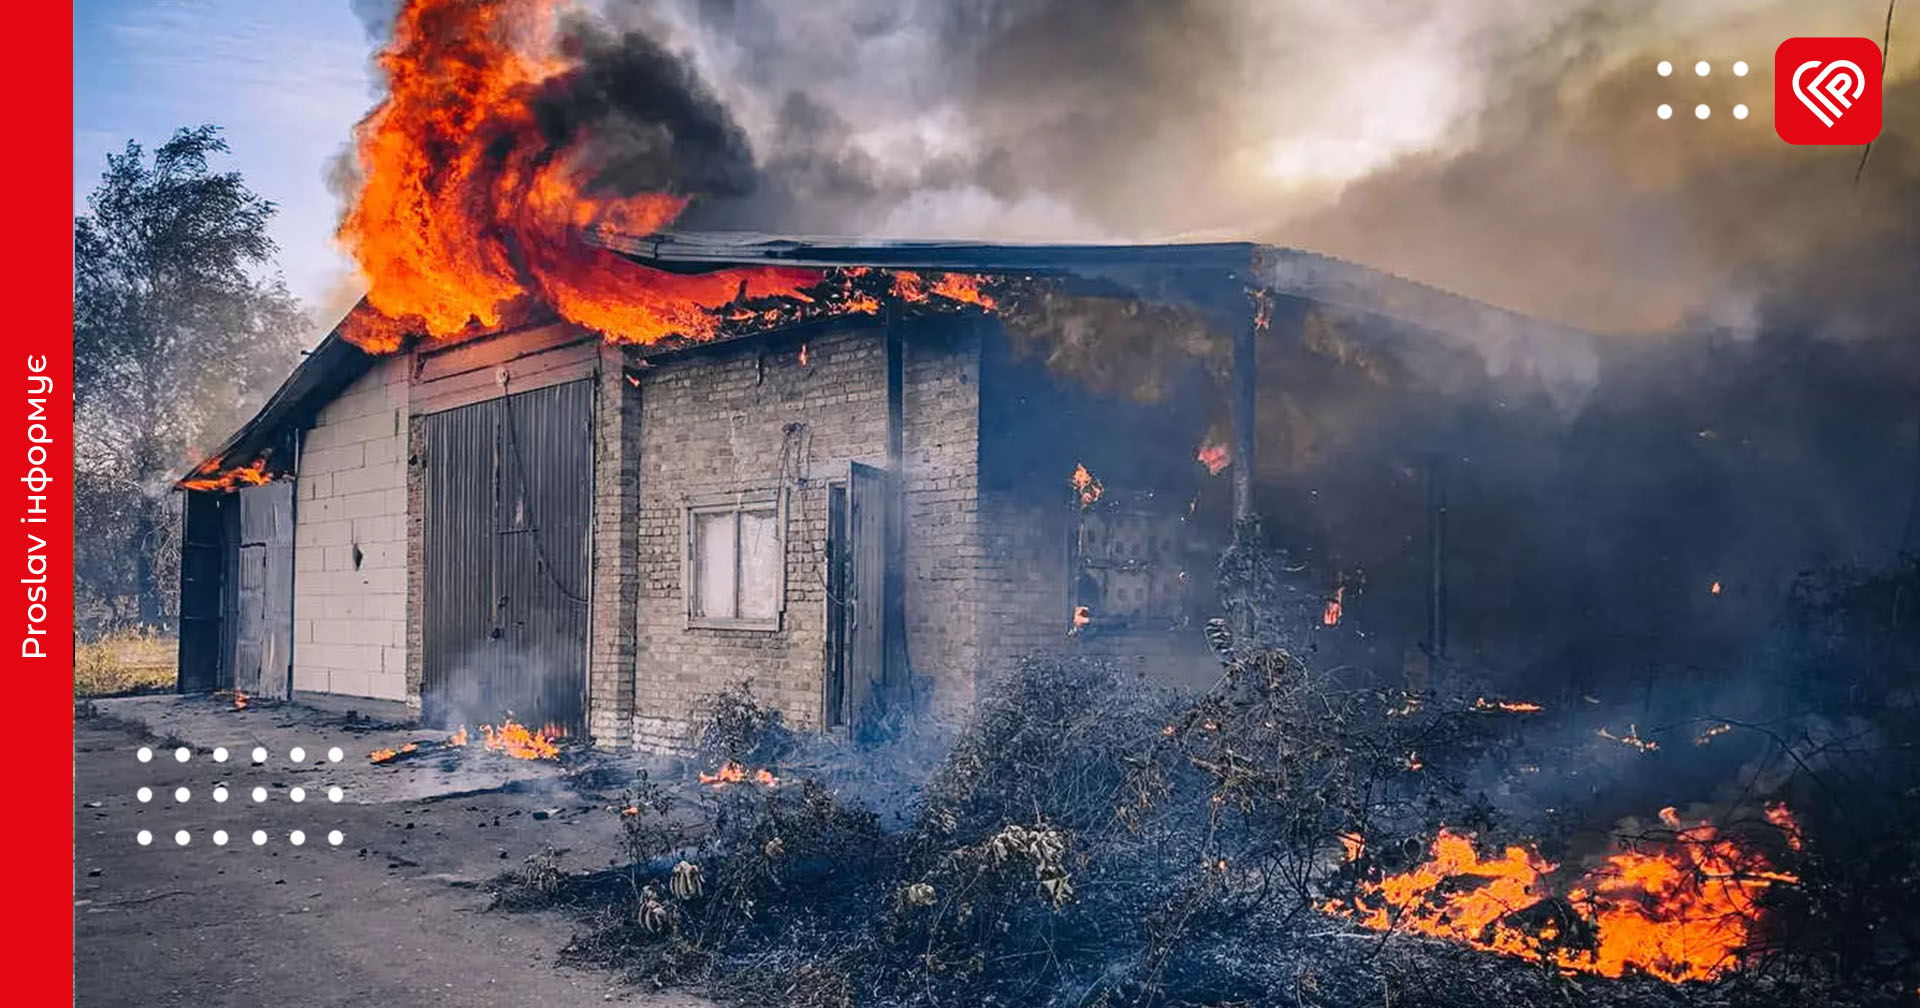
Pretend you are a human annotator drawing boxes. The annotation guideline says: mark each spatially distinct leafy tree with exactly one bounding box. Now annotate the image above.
[73,125,305,629]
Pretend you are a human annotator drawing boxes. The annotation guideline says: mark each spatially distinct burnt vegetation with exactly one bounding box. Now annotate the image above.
[480,553,1920,1008]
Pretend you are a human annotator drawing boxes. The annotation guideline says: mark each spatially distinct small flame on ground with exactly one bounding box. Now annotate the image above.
[447,725,469,747]
[698,761,778,788]
[1322,585,1345,626]
[1693,723,1732,746]
[1598,724,1661,752]
[1070,463,1104,508]
[797,343,809,366]
[370,742,418,764]
[1197,440,1230,476]
[1070,605,1092,633]
[479,717,560,760]
[1765,802,1804,850]
[1473,697,1544,713]
[1709,581,1723,595]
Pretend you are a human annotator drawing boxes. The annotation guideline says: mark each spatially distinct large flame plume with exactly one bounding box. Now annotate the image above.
[1323,806,1802,983]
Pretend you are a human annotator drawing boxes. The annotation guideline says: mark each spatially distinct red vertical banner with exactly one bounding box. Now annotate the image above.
[7,2,73,1002]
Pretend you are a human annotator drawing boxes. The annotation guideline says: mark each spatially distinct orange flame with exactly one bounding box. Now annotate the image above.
[1599,724,1661,752]
[180,457,273,492]
[1472,697,1544,713]
[369,742,418,764]
[1196,441,1230,476]
[447,725,469,747]
[1071,605,1092,631]
[1322,585,1345,626]
[336,2,1002,354]
[1070,463,1104,508]
[698,760,778,789]
[1325,807,1801,983]
[479,717,560,760]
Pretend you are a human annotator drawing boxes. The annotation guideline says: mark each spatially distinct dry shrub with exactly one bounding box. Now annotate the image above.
[74,627,175,697]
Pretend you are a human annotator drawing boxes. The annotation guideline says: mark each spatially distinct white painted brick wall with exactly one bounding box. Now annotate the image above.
[292,355,410,701]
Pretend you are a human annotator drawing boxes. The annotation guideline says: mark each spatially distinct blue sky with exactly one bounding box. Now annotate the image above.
[74,1,378,324]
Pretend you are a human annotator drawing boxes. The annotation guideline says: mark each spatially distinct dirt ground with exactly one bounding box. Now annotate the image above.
[72,702,710,1008]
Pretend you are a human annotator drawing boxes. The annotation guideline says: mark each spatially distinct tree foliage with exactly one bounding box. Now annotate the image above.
[72,125,305,629]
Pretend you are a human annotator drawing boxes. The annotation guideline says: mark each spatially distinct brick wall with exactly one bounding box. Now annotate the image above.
[291,355,409,701]
[629,319,982,751]
[587,344,640,748]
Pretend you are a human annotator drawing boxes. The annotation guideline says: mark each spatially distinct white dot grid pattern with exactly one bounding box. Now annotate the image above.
[1694,60,1710,76]
[1733,104,1749,120]
[1733,60,1749,76]
[1657,60,1673,76]
[1657,104,1673,119]
[1695,104,1711,119]
[129,745,349,849]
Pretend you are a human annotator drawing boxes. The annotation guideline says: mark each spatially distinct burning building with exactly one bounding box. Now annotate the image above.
[173,232,1587,750]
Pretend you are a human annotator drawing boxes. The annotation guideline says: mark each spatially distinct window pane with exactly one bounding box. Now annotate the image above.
[738,508,781,620]
[693,511,736,619]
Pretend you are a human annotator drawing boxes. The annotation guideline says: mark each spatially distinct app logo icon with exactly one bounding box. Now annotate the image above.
[1776,37,1882,144]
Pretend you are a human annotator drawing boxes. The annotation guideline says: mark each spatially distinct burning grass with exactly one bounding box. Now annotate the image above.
[513,557,1920,1007]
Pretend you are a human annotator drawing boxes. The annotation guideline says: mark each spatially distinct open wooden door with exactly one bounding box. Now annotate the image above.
[826,462,889,736]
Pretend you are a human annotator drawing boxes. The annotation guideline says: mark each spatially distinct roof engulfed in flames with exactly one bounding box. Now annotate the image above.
[336,0,1000,356]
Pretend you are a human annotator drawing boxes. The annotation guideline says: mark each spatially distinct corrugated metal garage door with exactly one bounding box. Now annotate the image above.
[421,380,592,735]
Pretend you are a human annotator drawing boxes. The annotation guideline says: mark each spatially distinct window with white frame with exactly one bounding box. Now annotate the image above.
[685,492,785,629]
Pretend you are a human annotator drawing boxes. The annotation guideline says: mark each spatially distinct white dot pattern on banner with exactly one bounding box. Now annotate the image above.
[251,830,267,846]
[1657,60,1672,77]
[328,831,344,846]
[136,830,152,846]
[174,747,191,763]
[1733,103,1749,120]
[1694,60,1710,76]
[251,747,267,764]
[1657,104,1673,120]
[252,786,267,803]
[213,830,229,846]
[1695,104,1711,119]
[328,786,343,803]
[136,747,152,763]
[1733,60,1749,77]
[213,747,228,763]
[327,747,343,763]
[289,830,306,846]
[213,786,229,803]
[174,787,190,803]
[174,830,190,846]
[290,787,306,803]
[136,787,152,803]
[289,747,306,763]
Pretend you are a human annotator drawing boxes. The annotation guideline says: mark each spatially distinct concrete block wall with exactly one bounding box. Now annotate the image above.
[630,320,983,752]
[291,355,410,701]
